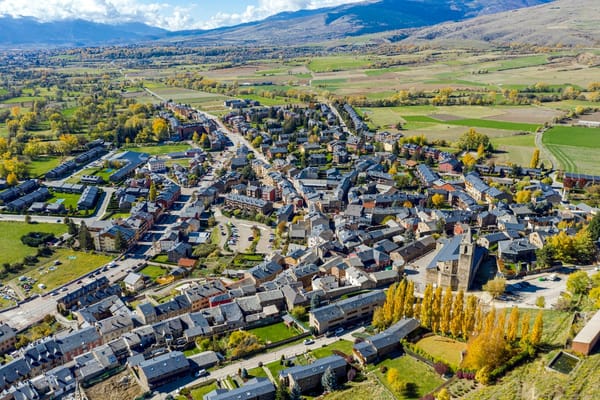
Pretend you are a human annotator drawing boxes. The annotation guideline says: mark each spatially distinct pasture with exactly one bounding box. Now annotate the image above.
[542,126,600,173]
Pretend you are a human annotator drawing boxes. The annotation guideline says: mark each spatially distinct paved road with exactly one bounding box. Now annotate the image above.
[535,126,559,172]
[156,330,361,399]
[213,208,273,254]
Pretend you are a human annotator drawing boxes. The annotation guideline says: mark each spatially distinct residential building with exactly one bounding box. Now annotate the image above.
[572,310,600,355]
[279,355,347,393]
[0,324,16,354]
[135,351,190,390]
[204,377,275,400]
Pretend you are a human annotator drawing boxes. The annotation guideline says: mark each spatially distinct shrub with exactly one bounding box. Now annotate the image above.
[380,365,388,374]
[20,232,55,247]
[433,362,450,376]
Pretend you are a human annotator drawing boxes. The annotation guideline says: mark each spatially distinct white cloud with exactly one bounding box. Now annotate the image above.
[0,0,364,30]
[200,0,364,29]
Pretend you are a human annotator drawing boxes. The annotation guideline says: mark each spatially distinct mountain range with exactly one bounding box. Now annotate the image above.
[0,0,584,48]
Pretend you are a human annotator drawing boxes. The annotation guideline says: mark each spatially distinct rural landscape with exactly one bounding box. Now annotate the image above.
[0,0,599,400]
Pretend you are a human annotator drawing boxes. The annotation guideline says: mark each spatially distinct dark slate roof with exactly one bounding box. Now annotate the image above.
[204,378,275,400]
[139,351,189,381]
[280,355,346,381]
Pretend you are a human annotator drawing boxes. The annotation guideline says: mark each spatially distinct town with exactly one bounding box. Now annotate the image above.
[0,87,599,400]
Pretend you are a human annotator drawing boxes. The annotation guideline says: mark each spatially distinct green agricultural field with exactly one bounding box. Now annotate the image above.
[126,144,191,155]
[444,118,540,132]
[373,355,443,400]
[542,126,600,173]
[24,249,113,293]
[415,335,467,369]
[0,222,67,266]
[28,156,62,177]
[308,56,373,72]
[247,322,300,343]
[491,134,537,167]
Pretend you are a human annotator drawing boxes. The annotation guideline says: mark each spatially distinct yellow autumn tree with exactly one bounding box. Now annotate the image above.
[529,311,543,347]
[450,289,464,338]
[421,284,434,329]
[393,280,406,322]
[530,148,540,169]
[6,171,18,186]
[431,286,443,333]
[477,143,485,159]
[404,280,415,318]
[431,193,446,208]
[440,287,453,334]
[506,307,520,343]
[520,314,530,347]
[462,295,478,339]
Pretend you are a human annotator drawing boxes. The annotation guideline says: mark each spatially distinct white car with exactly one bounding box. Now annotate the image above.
[303,339,315,345]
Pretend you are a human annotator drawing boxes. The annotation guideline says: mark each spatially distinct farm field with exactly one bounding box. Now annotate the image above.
[491,134,537,167]
[373,355,443,400]
[415,335,467,369]
[16,249,113,294]
[0,222,67,266]
[542,126,600,173]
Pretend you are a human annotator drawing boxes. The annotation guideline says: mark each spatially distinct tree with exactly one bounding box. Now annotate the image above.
[436,388,451,400]
[24,215,32,224]
[506,307,519,343]
[530,148,540,169]
[515,190,532,204]
[421,284,433,329]
[228,331,263,358]
[404,280,415,318]
[483,277,506,299]
[440,287,453,334]
[536,245,556,268]
[431,286,443,333]
[457,128,490,151]
[78,222,94,251]
[310,293,322,309]
[251,136,263,148]
[392,280,406,322]
[199,132,210,148]
[588,213,600,242]
[477,143,485,159]
[450,289,464,338]
[321,367,338,392]
[6,172,18,186]
[529,311,543,347]
[114,230,128,252]
[192,131,200,143]
[291,306,307,321]
[152,117,169,141]
[149,182,157,202]
[289,383,301,400]
[462,295,478,339]
[520,314,530,347]
[566,271,591,295]
[276,382,291,400]
[536,296,546,308]
[462,153,477,169]
[431,193,446,208]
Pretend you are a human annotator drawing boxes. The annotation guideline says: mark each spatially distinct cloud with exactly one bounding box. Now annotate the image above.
[200,0,364,29]
[0,0,364,30]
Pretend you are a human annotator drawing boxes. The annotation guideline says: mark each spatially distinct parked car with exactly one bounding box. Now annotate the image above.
[195,369,208,377]
[303,339,315,345]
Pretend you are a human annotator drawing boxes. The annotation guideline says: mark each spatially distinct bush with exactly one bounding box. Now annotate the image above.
[380,365,388,374]
[433,362,450,376]
[20,232,56,247]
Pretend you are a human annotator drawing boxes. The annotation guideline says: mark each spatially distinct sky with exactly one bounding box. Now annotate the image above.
[0,0,365,31]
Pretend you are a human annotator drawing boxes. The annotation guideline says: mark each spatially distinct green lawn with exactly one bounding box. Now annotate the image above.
[20,249,113,293]
[139,264,168,279]
[48,191,83,210]
[126,144,191,155]
[0,221,67,266]
[373,356,443,400]
[322,374,395,400]
[248,322,300,344]
[247,366,268,379]
[266,359,287,379]
[187,382,218,400]
[415,335,467,369]
[443,118,540,132]
[28,156,63,177]
[310,339,354,359]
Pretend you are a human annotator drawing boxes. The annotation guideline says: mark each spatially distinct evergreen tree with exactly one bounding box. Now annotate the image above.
[275,382,291,400]
[421,284,433,329]
[589,213,600,242]
[321,367,338,392]
[289,383,301,400]
[78,221,93,250]
[506,307,520,343]
[450,289,464,338]
[114,230,128,252]
[67,220,78,235]
[530,311,543,347]
[431,286,443,333]
[404,280,415,318]
[440,287,453,334]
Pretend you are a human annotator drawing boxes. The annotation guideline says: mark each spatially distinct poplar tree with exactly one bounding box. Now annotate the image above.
[474,303,484,334]
[506,307,520,343]
[462,295,478,339]
[393,280,407,322]
[421,284,434,329]
[520,314,530,347]
[431,286,443,333]
[450,289,464,338]
[382,283,396,327]
[404,280,415,318]
[440,287,453,334]
[530,311,544,347]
